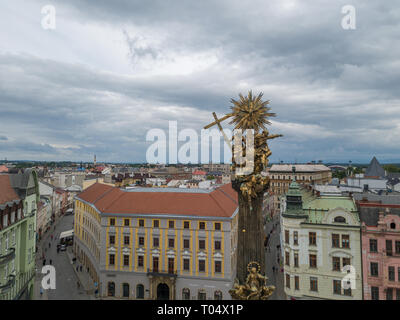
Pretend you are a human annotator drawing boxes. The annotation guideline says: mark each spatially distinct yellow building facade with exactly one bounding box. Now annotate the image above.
[74,183,238,300]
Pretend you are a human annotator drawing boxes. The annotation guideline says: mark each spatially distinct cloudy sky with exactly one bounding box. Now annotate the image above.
[1,0,399,164]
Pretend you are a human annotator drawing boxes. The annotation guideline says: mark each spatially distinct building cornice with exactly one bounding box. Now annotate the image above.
[74,196,237,221]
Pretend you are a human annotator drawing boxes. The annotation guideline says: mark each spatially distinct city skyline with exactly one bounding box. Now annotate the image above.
[2,157,400,166]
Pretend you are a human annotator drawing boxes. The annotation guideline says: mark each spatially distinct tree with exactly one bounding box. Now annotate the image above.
[384,164,400,173]
[333,171,346,180]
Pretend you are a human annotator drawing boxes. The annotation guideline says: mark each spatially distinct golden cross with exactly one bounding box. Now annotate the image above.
[204,112,233,148]
[204,112,233,130]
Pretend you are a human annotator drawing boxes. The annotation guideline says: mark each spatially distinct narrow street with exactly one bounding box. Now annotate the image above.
[264,214,286,300]
[34,214,91,300]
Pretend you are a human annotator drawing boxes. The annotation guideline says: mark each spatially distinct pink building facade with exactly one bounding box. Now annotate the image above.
[361,206,400,300]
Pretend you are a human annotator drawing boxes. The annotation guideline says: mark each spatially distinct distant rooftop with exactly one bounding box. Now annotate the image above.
[193,170,207,175]
[353,193,400,205]
[124,186,212,194]
[270,164,330,172]
[364,156,385,178]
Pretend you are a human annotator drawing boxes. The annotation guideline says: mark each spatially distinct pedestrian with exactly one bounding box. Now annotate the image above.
[49,242,51,248]
[43,259,46,266]
[49,259,52,265]
[87,267,89,273]
[76,265,79,272]
[272,266,275,273]
[40,287,43,297]
[77,281,80,289]
[80,265,83,272]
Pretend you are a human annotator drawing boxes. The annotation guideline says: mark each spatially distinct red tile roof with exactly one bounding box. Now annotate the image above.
[77,183,238,218]
[0,165,8,173]
[0,175,20,204]
[193,170,207,175]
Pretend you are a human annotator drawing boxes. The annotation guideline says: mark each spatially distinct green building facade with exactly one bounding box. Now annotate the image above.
[281,170,363,300]
[0,169,39,300]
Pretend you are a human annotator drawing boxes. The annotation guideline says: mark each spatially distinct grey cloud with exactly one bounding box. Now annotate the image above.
[1,0,399,162]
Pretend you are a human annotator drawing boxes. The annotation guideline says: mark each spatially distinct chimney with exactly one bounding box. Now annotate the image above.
[378,210,386,230]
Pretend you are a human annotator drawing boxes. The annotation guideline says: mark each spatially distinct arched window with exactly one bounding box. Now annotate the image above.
[182,288,190,300]
[136,284,144,299]
[107,282,115,297]
[122,283,129,298]
[198,289,206,300]
[390,222,396,229]
[334,216,346,223]
[214,290,222,300]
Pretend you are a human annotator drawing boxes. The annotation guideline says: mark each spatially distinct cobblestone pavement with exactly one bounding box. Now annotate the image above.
[264,214,287,300]
[34,214,93,300]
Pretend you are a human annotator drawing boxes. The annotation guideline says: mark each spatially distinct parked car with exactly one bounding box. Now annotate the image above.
[60,244,66,251]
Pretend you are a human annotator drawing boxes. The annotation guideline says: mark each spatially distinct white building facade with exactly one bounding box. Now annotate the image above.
[281,177,363,300]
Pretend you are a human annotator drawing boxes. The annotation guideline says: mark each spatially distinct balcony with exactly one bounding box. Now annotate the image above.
[26,209,36,218]
[14,268,36,300]
[383,249,400,259]
[0,248,15,266]
[146,268,177,278]
[0,268,36,300]
[0,274,16,293]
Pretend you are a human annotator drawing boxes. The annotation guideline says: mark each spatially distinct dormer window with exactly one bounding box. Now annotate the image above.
[334,216,346,223]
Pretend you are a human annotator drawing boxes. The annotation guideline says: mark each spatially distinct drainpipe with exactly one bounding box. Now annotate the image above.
[360,224,364,300]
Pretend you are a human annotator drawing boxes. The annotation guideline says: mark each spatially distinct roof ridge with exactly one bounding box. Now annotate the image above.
[101,188,126,212]
[210,185,238,216]
[217,185,238,205]
[92,184,116,205]
[209,191,228,216]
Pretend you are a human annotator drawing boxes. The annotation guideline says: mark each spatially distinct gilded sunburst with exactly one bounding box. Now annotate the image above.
[229,90,276,132]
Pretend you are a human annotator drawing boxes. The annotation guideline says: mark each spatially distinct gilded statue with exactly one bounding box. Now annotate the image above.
[229,262,275,300]
[205,91,281,299]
